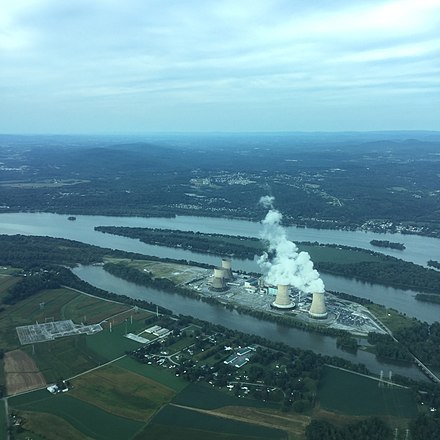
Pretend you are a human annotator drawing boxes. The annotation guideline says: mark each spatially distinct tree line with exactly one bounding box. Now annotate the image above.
[367,332,412,362]
[370,239,405,250]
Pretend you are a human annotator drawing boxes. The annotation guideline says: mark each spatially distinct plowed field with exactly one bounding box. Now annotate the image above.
[4,349,46,395]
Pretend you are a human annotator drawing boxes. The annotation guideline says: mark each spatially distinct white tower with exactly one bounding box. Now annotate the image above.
[210,267,228,291]
[221,258,233,280]
[272,284,294,310]
[309,292,327,319]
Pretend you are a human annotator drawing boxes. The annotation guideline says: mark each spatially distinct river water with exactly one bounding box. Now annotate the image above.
[0,212,439,323]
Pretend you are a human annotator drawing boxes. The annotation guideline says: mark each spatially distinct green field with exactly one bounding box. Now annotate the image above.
[318,366,418,418]
[9,390,145,440]
[136,424,275,440]
[70,364,175,421]
[22,335,103,383]
[172,383,276,410]
[0,399,7,440]
[18,411,89,440]
[115,356,188,392]
[299,244,384,264]
[59,292,133,324]
[0,285,154,382]
[85,319,150,361]
[143,404,287,440]
[0,287,138,351]
[21,319,154,382]
[366,304,418,333]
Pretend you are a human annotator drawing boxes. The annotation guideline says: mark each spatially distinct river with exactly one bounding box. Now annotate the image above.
[1,212,439,323]
[73,264,427,381]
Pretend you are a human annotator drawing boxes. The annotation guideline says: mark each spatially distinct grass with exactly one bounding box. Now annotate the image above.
[318,366,418,418]
[60,293,132,324]
[70,364,175,421]
[365,304,418,333]
[85,319,149,361]
[0,399,7,440]
[22,335,102,383]
[144,404,287,439]
[115,356,188,392]
[105,257,209,285]
[172,383,277,410]
[0,286,151,352]
[299,244,384,264]
[10,391,145,440]
[0,266,21,276]
[19,411,92,440]
[165,336,194,354]
[0,288,85,351]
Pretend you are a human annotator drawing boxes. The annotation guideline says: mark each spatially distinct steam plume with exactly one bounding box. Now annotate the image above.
[257,196,325,294]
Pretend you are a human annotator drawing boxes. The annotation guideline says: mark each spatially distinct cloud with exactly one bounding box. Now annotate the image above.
[1,0,439,132]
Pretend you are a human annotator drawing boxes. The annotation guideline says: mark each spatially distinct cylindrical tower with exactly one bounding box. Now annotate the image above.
[272,284,294,310]
[213,267,225,278]
[210,267,228,292]
[221,258,233,280]
[308,292,327,319]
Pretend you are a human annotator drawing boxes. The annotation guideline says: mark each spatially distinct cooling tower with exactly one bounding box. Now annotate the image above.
[221,258,233,280]
[308,292,327,319]
[210,267,228,292]
[272,284,294,310]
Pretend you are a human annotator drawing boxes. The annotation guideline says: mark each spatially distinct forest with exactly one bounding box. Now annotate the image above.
[370,239,405,250]
[1,134,440,237]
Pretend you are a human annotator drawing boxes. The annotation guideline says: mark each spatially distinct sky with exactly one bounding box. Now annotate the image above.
[1,0,439,134]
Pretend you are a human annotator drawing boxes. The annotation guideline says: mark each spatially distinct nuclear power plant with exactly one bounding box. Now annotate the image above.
[271,284,294,310]
[184,257,383,336]
[308,291,328,319]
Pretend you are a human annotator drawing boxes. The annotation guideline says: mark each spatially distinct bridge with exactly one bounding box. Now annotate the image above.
[413,357,440,384]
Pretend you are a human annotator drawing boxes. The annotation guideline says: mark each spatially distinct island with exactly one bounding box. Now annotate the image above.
[370,240,406,250]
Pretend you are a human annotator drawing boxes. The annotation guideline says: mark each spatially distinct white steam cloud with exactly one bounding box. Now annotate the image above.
[257,196,325,294]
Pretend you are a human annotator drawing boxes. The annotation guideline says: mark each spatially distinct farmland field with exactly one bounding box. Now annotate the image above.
[4,349,46,395]
[21,335,102,383]
[143,404,287,439]
[70,364,175,421]
[0,285,156,384]
[172,383,276,410]
[0,399,7,440]
[318,366,418,418]
[85,319,149,360]
[60,292,134,324]
[115,356,188,392]
[9,390,145,440]
[19,411,92,440]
